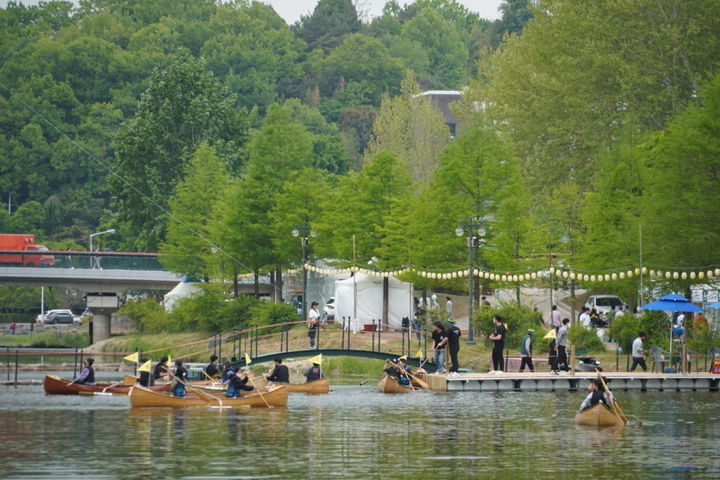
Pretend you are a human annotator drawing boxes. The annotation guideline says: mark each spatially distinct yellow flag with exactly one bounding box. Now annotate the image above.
[307,353,323,365]
[415,349,423,359]
[167,356,172,365]
[245,352,252,365]
[123,352,139,363]
[543,329,556,340]
[137,360,152,373]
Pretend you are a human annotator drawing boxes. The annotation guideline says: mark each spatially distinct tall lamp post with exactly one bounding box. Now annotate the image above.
[89,229,115,269]
[292,221,316,321]
[455,218,487,345]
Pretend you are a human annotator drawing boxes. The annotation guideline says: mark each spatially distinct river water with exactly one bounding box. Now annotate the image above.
[1,374,719,479]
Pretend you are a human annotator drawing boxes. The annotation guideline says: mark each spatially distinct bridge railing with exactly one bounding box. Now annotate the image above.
[0,250,165,271]
[214,318,433,364]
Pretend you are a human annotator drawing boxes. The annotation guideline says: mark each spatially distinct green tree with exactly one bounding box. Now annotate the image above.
[160,143,229,279]
[295,0,360,53]
[365,71,450,187]
[474,0,720,192]
[111,56,249,250]
[641,72,720,270]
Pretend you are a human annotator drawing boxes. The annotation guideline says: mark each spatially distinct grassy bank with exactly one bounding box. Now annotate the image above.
[0,330,89,348]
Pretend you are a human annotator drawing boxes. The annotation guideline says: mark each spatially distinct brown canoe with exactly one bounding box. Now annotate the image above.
[43,375,171,395]
[575,403,626,427]
[251,376,330,394]
[129,384,288,408]
[378,375,414,394]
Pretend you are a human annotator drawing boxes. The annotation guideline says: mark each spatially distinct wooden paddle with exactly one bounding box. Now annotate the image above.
[594,369,630,424]
[388,359,429,389]
[245,374,272,408]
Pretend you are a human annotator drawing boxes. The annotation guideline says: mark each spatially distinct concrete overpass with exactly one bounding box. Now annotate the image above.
[0,251,183,344]
[0,266,181,291]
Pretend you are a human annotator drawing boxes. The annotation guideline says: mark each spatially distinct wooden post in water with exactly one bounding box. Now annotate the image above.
[377,320,381,351]
[371,320,376,352]
[72,348,78,379]
[14,350,18,386]
[570,345,576,376]
[6,346,9,382]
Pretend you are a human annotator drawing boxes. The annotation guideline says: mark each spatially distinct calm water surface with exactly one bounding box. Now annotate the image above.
[0,374,719,479]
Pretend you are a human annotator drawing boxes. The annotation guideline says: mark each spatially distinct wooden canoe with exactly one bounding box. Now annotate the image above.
[575,403,626,427]
[378,375,414,394]
[129,384,288,408]
[251,376,330,394]
[43,375,171,395]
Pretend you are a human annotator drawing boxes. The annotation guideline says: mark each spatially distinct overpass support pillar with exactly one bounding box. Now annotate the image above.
[86,293,119,345]
[92,313,111,343]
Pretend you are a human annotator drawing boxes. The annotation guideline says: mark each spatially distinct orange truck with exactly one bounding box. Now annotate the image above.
[0,234,55,266]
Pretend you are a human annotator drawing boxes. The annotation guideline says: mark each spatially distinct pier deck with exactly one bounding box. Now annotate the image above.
[424,371,720,392]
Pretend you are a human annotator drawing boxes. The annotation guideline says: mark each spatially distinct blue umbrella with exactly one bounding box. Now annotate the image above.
[705,302,720,309]
[640,294,702,354]
[640,300,702,313]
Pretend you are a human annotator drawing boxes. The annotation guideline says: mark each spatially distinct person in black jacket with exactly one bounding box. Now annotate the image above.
[488,315,506,373]
[226,370,254,398]
[172,360,188,397]
[205,354,220,379]
[265,358,290,383]
[153,356,169,382]
[71,358,95,385]
[445,320,462,374]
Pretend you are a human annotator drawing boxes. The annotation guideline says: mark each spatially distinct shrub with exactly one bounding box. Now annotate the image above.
[568,324,605,353]
[609,314,641,352]
[475,301,544,350]
[119,298,172,333]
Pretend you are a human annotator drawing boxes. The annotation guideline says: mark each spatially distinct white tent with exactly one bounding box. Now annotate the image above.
[164,279,202,312]
[334,273,413,331]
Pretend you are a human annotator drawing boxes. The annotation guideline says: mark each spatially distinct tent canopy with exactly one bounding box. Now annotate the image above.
[334,273,413,331]
[164,278,202,312]
[640,300,702,312]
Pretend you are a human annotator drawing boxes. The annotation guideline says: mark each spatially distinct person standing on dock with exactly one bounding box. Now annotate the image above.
[629,332,648,372]
[431,322,447,374]
[556,318,570,372]
[519,330,535,372]
[71,358,96,385]
[489,315,506,373]
[445,318,461,375]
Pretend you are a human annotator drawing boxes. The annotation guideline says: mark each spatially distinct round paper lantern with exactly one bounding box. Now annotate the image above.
[690,272,696,279]
[699,272,705,279]
[627,271,633,278]
[619,272,625,279]
[611,273,617,281]
[681,272,687,280]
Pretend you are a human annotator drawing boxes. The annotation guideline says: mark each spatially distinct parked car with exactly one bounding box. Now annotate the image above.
[45,311,75,324]
[36,309,81,324]
[584,295,624,315]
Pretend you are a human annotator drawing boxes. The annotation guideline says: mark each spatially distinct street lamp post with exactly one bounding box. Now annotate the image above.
[292,221,316,321]
[455,218,487,345]
[89,229,115,269]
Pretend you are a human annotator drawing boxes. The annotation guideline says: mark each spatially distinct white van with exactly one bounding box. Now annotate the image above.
[584,295,624,315]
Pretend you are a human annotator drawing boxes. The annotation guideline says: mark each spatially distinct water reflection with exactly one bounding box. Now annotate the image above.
[1,385,720,479]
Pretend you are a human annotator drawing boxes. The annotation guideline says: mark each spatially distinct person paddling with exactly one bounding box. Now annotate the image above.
[303,362,322,383]
[153,356,169,383]
[71,358,96,385]
[226,370,254,398]
[265,358,290,383]
[578,378,614,412]
[205,354,220,379]
[172,360,188,397]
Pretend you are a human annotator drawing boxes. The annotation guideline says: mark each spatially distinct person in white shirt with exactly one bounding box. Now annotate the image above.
[629,332,648,371]
[308,302,320,348]
[579,307,591,330]
[549,305,562,329]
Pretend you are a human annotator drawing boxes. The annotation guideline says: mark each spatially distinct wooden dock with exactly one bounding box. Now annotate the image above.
[424,371,720,392]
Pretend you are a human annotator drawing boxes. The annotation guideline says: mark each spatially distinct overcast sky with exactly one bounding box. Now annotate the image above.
[264,0,504,24]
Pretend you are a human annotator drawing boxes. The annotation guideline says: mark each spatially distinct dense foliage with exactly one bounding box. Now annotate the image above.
[2,0,720,330]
